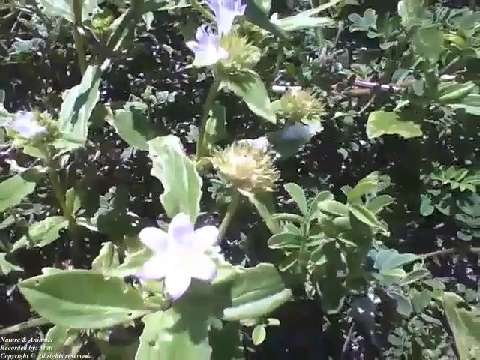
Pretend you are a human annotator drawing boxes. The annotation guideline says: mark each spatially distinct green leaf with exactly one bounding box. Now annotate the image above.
[349,205,388,234]
[111,102,157,151]
[0,253,23,275]
[348,9,377,33]
[65,187,82,217]
[366,111,422,139]
[56,64,103,150]
[243,192,280,234]
[108,248,152,278]
[12,216,69,251]
[367,195,394,214]
[388,290,412,317]
[397,0,427,30]
[136,307,211,360]
[37,326,80,358]
[0,90,12,127]
[204,103,227,153]
[252,325,266,345]
[148,136,202,221]
[245,0,285,38]
[443,292,480,360]
[223,263,292,321]
[18,270,148,329]
[251,0,270,13]
[413,26,444,63]
[438,82,477,103]
[373,249,418,271]
[0,170,42,213]
[316,200,350,216]
[268,232,303,249]
[91,242,120,274]
[420,194,434,216]
[450,94,480,116]
[37,0,98,22]
[346,180,378,204]
[273,12,334,32]
[144,0,190,12]
[284,183,308,215]
[221,70,276,123]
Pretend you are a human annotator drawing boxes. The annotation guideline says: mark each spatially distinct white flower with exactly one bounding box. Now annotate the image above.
[206,0,247,36]
[8,111,47,139]
[137,213,219,300]
[186,25,229,67]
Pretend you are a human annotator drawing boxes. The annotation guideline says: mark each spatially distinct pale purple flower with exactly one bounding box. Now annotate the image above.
[206,0,247,35]
[186,25,229,67]
[8,111,47,139]
[137,213,219,300]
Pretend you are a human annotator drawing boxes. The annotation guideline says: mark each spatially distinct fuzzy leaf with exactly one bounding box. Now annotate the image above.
[0,170,42,213]
[148,136,202,221]
[222,70,276,123]
[18,270,148,329]
[136,307,211,360]
[36,0,98,22]
[12,216,69,251]
[284,183,308,215]
[56,65,103,150]
[0,253,23,275]
[223,263,292,321]
[367,111,422,139]
[443,292,480,360]
[413,26,444,63]
[112,103,157,150]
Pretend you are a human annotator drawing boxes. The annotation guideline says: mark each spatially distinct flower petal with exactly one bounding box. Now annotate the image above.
[9,112,47,139]
[193,225,219,251]
[165,270,192,300]
[138,227,168,253]
[137,254,169,280]
[169,213,194,246]
[191,255,217,281]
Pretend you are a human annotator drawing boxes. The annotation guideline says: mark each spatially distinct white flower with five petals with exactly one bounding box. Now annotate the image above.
[137,213,219,300]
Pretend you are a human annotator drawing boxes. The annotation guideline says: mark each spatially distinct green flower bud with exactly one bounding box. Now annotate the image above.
[212,142,279,194]
[274,89,325,124]
[219,33,261,73]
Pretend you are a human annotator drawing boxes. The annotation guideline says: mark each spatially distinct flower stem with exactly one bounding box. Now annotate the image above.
[218,190,241,241]
[0,318,50,335]
[422,246,480,259]
[72,0,87,74]
[43,147,81,266]
[196,76,221,158]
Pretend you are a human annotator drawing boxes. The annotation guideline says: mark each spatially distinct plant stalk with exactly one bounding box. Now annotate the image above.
[218,191,241,241]
[196,76,221,158]
[0,318,50,335]
[44,147,81,266]
[422,246,480,259]
[72,0,87,74]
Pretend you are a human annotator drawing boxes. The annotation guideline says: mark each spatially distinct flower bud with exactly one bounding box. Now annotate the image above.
[212,142,279,193]
[219,34,261,72]
[274,89,325,124]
